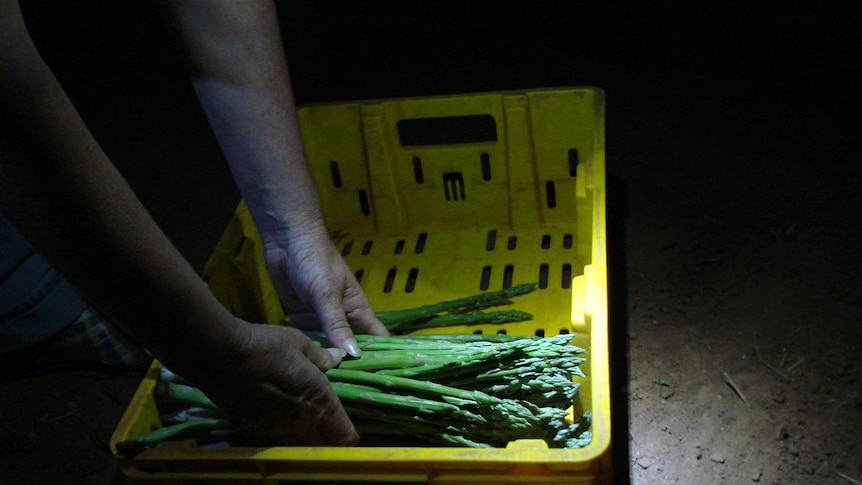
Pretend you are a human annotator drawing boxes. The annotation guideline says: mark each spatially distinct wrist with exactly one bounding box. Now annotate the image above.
[148,310,252,386]
[256,211,329,249]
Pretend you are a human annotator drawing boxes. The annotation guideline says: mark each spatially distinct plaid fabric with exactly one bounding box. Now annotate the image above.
[0,307,150,381]
[50,307,150,368]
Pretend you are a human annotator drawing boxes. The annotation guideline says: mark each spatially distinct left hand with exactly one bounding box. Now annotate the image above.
[188,318,360,446]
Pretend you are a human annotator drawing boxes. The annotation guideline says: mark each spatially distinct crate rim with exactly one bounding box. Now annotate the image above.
[295,85,607,110]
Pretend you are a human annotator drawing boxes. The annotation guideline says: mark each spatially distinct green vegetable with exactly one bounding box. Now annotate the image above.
[286,285,537,333]
[115,418,235,457]
[373,283,538,332]
[318,333,587,447]
[331,381,463,415]
[389,310,535,332]
[326,368,499,405]
[118,285,591,454]
[156,382,216,409]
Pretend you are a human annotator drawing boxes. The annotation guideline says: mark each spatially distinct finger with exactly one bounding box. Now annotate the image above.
[253,371,358,447]
[310,288,363,357]
[327,347,347,360]
[314,394,360,446]
[340,279,389,337]
[300,333,343,370]
[298,355,359,446]
[285,361,358,446]
[345,304,389,337]
[287,356,358,446]
[287,301,387,340]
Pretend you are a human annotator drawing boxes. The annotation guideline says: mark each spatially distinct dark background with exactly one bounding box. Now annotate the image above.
[4,1,860,483]
[18,1,859,269]
[18,0,862,258]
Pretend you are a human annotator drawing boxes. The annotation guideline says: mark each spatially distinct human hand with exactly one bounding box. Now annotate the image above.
[193,320,357,446]
[262,226,389,356]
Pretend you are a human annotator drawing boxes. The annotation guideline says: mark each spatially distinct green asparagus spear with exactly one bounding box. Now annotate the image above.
[115,418,235,457]
[326,368,498,405]
[156,382,216,409]
[330,381,461,414]
[374,283,537,328]
[388,310,534,333]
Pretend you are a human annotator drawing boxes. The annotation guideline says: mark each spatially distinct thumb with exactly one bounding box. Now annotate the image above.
[308,289,363,358]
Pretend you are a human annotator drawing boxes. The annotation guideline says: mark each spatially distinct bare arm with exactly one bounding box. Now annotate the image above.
[0,0,357,445]
[163,0,387,355]
[0,0,238,380]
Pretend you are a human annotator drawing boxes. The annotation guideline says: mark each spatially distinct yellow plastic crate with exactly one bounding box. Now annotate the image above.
[110,87,611,484]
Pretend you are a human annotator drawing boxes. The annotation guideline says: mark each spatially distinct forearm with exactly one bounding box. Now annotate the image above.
[164,0,388,350]
[2,0,363,445]
[164,0,326,244]
[0,1,242,380]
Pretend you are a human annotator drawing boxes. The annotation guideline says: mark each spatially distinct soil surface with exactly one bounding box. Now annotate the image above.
[2,2,859,484]
[621,181,862,485]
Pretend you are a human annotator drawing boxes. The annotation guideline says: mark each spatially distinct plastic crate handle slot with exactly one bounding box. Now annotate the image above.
[396,114,498,147]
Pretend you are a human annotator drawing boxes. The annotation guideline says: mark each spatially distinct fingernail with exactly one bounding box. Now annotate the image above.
[327,347,347,360]
[343,338,361,358]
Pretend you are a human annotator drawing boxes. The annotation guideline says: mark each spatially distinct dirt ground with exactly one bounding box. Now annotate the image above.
[621,181,862,484]
[2,2,860,484]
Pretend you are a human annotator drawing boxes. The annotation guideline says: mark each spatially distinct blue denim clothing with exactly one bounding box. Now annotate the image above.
[0,214,87,353]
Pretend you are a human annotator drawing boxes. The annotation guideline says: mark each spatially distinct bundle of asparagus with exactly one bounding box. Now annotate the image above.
[318,332,591,449]
[116,285,592,456]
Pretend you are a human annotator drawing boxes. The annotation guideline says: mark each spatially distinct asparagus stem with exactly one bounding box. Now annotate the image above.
[326,368,498,404]
[388,310,534,333]
[331,381,460,414]
[156,382,216,409]
[375,283,537,327]
[115,418,234,457]
[336,350,461,372]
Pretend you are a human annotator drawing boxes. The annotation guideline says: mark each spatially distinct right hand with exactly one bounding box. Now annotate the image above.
[261,225,389,356]
[192,318,357,446]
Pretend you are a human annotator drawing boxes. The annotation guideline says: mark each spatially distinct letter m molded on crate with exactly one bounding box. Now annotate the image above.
[111,87,612,484]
